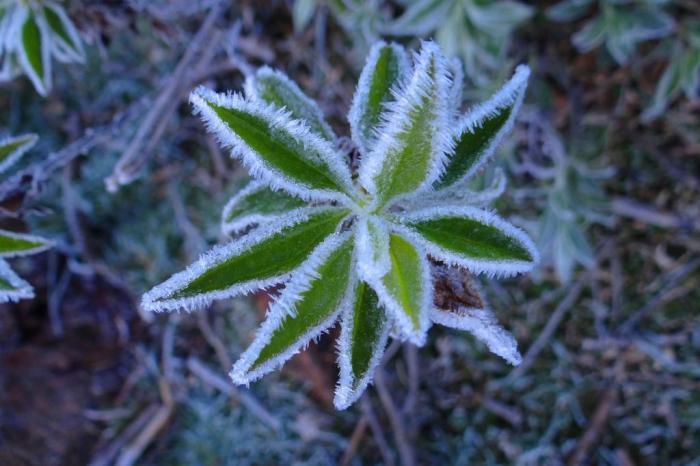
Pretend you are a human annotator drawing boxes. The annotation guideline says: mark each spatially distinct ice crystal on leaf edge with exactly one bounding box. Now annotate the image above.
[141,40,538,410]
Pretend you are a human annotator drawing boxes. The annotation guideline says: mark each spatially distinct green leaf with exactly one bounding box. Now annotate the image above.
[335,280,389,409]
[572,16,606,53]
[292,0,317,32]
[349,42,409,154]
[401,206,538,276]
[434,65,529,190]
[191,88,355,202]
[247,67,335,141]
[435,107,511,189]
[547,0,594,23]
[370,232,430,343]
[19,11,51,95]
[0,259,34,303]
[222,181,307,235]
[0,133,38,174]
[142,208,350,311]
[388,0,452,36]
[231,234,354,383]
[0,229,52,258]
[359,42,451,210]
[43,3,84,62]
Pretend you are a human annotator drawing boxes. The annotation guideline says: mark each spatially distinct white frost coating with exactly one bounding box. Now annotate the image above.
[15,7,52,96]
[220,180,303,235]
[448,57,464,117]
[358,41,455,210]
[348,41,410,155]
[355,215,391,282]
[402,167,507,209]
[43,1,85,63]
[365,228,432,346]
[444,65,530,188]
[396,205,540,278]
[0,229,53,258]
[141,207,348,313]
[190,87,357,205]
[431,307,522,366]
[230,231,355,384]
[245,66,336,141]
[334,282,391,410]
[0,133,38,174]
[0,258,34,303]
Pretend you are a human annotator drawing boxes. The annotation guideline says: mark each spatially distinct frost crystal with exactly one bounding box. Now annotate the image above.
[143,41,537,409]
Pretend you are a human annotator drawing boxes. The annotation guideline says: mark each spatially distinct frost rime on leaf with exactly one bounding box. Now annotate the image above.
[143,41,537,409]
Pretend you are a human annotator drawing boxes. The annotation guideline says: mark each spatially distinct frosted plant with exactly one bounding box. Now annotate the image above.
[291,0,386,60]
[0,134,53,302]
[547,0,674,65]
[386,0,532,86]
[642,19,700,121]
[142,41,538,409]
[511,113,612,283]
[0,0,85,95]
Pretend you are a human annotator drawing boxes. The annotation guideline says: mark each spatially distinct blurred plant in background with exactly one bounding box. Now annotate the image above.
[0,0,85,95]
[387,0,532,86]
[643,18,700,120]
[547,0,675,66]
[547,0,700,119]
[509,111,614,283]
[292,0,386,60]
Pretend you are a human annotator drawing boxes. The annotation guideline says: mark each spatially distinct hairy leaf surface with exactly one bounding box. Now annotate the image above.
[142,208,349,311]
[0,259,33,303]
[349,41,409,154]
[221,181,306,235]
[401,206,538,276]
[246,67,335,141]
[231,233,354,383]
[335,280,389,409]
[191,88,355,203]
[370,232,430,343]
[435,65,529,189]
[0,133,38,174]
[19,11,50,96]
[43,2,84,62]
[359,42,452,210]
[0,230,52,257]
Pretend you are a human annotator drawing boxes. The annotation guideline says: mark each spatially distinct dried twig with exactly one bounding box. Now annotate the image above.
[374,370,416,466]
[503,269,594,383]
[567,386,618,466]
[0,95,151,203]
[186,357,281,431]
[612,197,699,232]
[360,397,396,466]
[618,257,700,334]
[339,414,369,466]
[105,3,224,191]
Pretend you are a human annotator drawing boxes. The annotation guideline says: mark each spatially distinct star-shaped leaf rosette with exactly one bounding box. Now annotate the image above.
[142,41,538,409]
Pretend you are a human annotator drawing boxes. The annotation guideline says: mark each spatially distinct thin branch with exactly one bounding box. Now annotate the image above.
[360,396,396,466]
[503,269,593,383]
[618,257,700,334]
[187,357,281,431]
[374,370,416,466]
[105,2,224,191]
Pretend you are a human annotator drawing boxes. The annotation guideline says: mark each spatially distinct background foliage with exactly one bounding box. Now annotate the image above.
[1,0,699,465]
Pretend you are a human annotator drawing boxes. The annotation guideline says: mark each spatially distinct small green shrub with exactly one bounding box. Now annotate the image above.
[142,41,538,409]
[0,0,85,95]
